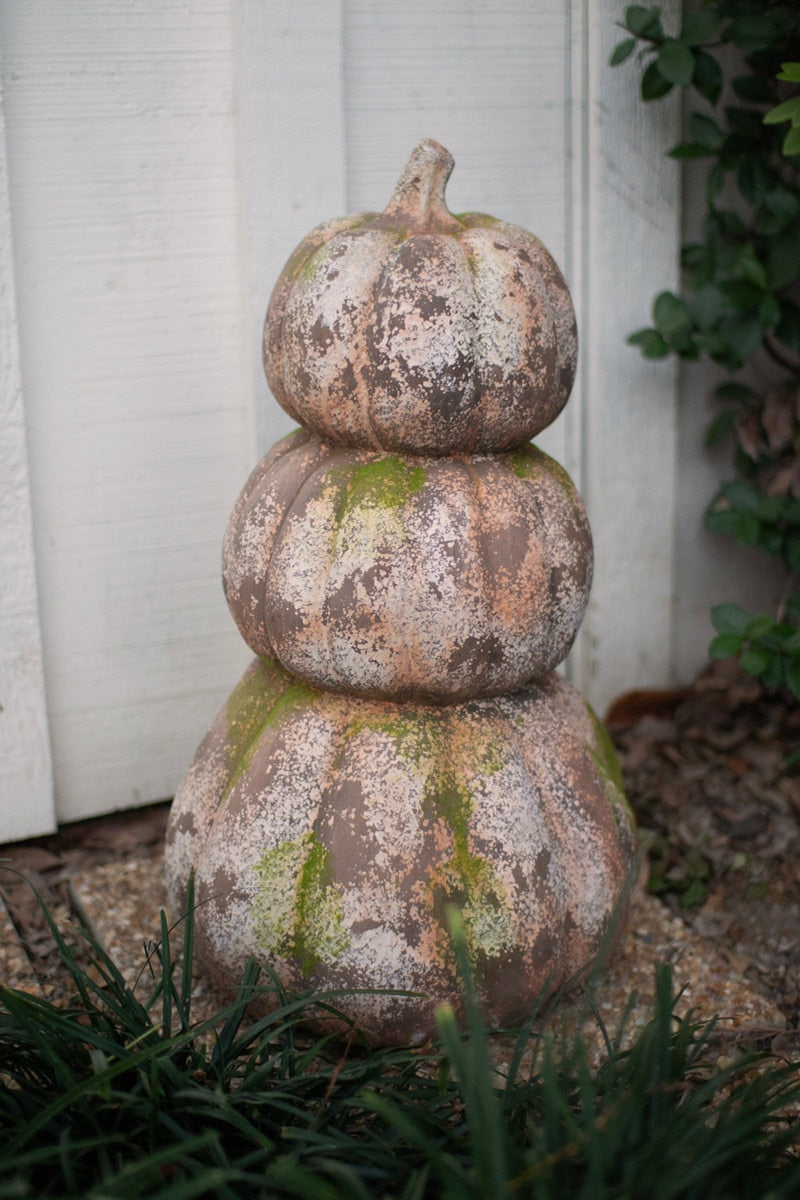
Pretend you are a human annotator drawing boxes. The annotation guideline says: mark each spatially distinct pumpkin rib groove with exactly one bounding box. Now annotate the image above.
[261,438,339,659]
[253,448,309,658]
[357,252,395,453]
[451,455,494,695]
[457,236,483,452]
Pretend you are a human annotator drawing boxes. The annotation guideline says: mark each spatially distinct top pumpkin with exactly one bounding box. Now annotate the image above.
[263,139,577,456]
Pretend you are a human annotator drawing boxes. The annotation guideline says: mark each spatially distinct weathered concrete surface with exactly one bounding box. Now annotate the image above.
[222,430,593,702]
[165,656,634,1046]
[263,139,577,456]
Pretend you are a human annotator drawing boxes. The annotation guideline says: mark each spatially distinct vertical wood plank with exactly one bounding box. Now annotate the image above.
[0,65,55,839]
[571,0,682,711]
[238,0,347,455]
[1,2,255,823]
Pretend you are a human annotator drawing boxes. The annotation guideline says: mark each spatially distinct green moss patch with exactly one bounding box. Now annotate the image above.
[224,665,317,802]
[586,704,635,830]
[252,832,349,975]
[423,752,514,963]
[429,852,515,961]
[338,456,426,516]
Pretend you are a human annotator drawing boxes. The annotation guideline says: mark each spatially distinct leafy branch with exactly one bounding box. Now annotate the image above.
[612,2,800,698]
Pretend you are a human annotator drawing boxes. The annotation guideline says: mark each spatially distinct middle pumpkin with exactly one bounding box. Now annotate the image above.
[223,428,592,703]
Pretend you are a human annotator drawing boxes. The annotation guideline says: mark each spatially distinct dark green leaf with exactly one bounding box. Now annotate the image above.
[710,603,750,637]
[783,126,800,155]
[718,314,765,364]
[740,645,772,677]
[787,532,800,574]
[669,141,715,159]
[682,240,715,284]
[708,633,743,659]
[763,96,800,127]
[671,334,700,360]
[778,62,800,83]
[680,878,708,908]
[696,331,730,358]
[756,494,788,523]
[737,157,773,206]
[732,73,773,104]
[722,480,762,514]
[625,5,663,37]
[705,407,737,448]
[724,14,785,52]
[724,280,764,312]
[610,37,638,67]
[689,112,725,151]
[714,381,755,404]
[736,245,768,291]
[766,230,800,291]
[657,39,695,86]
[761,653,786,689]
[705,507,761,542]
[692,50,723,105]
[783,630,800,654]
[786,659,800,699]
[642,60,674,100]
[763,186,799,220]
[689,284,727,330]
[744,614,777,641]
[782,530,800,566]
[653,290,692,336]
[758,211,790,238]
[628,327,669,357]
[725,105,766,140]
[759,294,781,328]
[758,527,785,556]
[706,161,726,202]
[776,299,800,351]
[680,9,720,46]
[712,207,747,237]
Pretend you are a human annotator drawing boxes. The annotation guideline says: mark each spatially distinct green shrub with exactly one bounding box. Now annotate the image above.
[612,2,800,698]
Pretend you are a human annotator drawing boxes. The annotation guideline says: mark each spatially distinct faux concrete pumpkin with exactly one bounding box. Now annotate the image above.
[168,138,635,1045]
[263,139,577,455]
[222,428,592,701]
[166,656,635,1045]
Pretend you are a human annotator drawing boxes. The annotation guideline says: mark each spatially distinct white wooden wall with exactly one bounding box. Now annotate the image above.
[1,0,689,839]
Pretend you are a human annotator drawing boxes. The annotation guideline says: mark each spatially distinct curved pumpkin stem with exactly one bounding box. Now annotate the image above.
[381,139,463,233]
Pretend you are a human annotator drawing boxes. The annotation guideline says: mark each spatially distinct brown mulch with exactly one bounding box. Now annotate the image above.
[0,804,169,1001]
[1,659,798,1029]
[607,658,800,1031]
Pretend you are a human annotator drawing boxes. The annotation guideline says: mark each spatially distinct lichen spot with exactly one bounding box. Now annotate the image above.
[428,855,515,961]
[252,833,350,975]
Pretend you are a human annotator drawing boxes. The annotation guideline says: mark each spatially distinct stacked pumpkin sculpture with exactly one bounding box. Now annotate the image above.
[166,140,635,1045]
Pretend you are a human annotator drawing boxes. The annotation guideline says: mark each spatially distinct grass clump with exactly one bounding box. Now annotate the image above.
[0,885,798,1199]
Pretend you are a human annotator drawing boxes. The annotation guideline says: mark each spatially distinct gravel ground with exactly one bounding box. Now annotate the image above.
[608,658,800,1029]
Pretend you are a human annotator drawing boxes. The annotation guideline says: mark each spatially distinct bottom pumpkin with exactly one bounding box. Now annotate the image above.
[165,656,635,1045]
